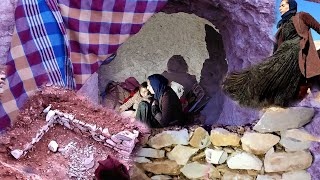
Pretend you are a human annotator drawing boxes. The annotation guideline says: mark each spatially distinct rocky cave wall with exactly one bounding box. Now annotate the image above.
[0,0,17,70]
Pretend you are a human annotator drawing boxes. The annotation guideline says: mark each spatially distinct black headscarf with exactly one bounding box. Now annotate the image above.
[148,74,168,100]
[277,0,298,28]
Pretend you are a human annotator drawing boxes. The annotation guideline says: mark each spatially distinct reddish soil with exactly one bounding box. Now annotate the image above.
[0,86,150,179]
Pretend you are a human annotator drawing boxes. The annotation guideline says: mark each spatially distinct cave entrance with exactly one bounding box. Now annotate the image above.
[97,12,228,125]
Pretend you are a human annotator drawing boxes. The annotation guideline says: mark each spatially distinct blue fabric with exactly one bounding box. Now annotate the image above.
[288,0,297,10]
[277,0,297,28]
[148,74,168,100]
[39,0,67,84]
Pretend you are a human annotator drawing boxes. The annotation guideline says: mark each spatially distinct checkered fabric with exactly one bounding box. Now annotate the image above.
[0,0,167,131]
[0,0,70,130]
[57,0,167,89]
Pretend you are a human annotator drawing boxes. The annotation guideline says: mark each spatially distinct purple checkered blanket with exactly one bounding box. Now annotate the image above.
[0,0,167,131]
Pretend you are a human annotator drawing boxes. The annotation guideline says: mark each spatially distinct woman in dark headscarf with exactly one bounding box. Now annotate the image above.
[135,74,183,128]
[223,0,320,108]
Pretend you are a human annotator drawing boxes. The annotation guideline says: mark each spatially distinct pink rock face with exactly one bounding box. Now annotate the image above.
[0,0,17,65]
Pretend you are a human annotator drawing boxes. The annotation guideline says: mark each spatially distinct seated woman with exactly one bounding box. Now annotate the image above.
[135,74,184,128]
[118,82,151,118]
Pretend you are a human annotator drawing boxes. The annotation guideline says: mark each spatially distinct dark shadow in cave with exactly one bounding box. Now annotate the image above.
[200,24,228,125]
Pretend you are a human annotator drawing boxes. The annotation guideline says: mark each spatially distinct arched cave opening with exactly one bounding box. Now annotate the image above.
[97,12,228,125]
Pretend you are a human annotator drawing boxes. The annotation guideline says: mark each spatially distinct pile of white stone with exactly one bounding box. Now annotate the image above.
[134,107,319,180]
[11,105,139,160]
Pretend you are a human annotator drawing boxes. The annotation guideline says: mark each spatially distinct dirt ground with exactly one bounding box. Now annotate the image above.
[0,87,150,179]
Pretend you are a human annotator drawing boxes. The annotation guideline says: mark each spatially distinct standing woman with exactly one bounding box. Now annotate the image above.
[135,74,183,128]
[223,0,320,108]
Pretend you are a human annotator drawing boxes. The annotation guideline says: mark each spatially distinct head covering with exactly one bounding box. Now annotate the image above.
[94,156,130,180]
[148,74,168,100]
[277,0,298,28]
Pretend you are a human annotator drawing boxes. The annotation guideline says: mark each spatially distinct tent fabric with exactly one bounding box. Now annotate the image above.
[0,0,167,131]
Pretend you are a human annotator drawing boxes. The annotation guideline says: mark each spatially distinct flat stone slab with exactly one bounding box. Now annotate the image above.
[264,148,312,172]
[141,160,181,175]
[167,145,199,165]
[227,152,262,171]
[241,132,280,155]
[136,148,165,159]
[148,129,189,149]
[253,107,314,133]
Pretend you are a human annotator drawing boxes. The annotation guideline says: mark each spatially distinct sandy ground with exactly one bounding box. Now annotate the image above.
[0,87,149,179]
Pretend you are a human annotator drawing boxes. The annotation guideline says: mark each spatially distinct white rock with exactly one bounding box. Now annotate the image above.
[253,107,314,133]
[279,131,311,152]
[102,128,110,136]
[136,148,165,158]
[134,157,151,163]
[133,130,139,137]
[56,119,64,125]
[54,110,64,116]
[40,124,50,133]
[264,148,312,172]
[99,135,106,140]
[256,174,281,180]
[85,124,97,132]
[43,104,52,113]
[210,128,240,147]
[115,131,135,141]
[63,113,69,119]
[282,129,320,142]
[181,162,219,179]
[205,148,228,164]
[189,127,210,149]
[31,138,37,144]
[72,119,80,124]
[35,132,44,140]
[64,122,72,129]
[148,129,189,149]
[61,117,69,123]
[151,175,172,180]
[68,114,74,120]
[241,132,280,155]
[84,154,95,169]
[92,134,103,142]
[167,145,199,165]
[222,172,253,180]
[46,110,56,122]
[23,143,33,151]
[227,152,262,170]
[48,141,59,152]
[11,149,24,159]
[281,170,311,180]
[140,160,181,175]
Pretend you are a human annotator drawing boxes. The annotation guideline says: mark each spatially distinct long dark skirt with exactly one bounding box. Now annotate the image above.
[223,37,303,108]
[135,101,161,128]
